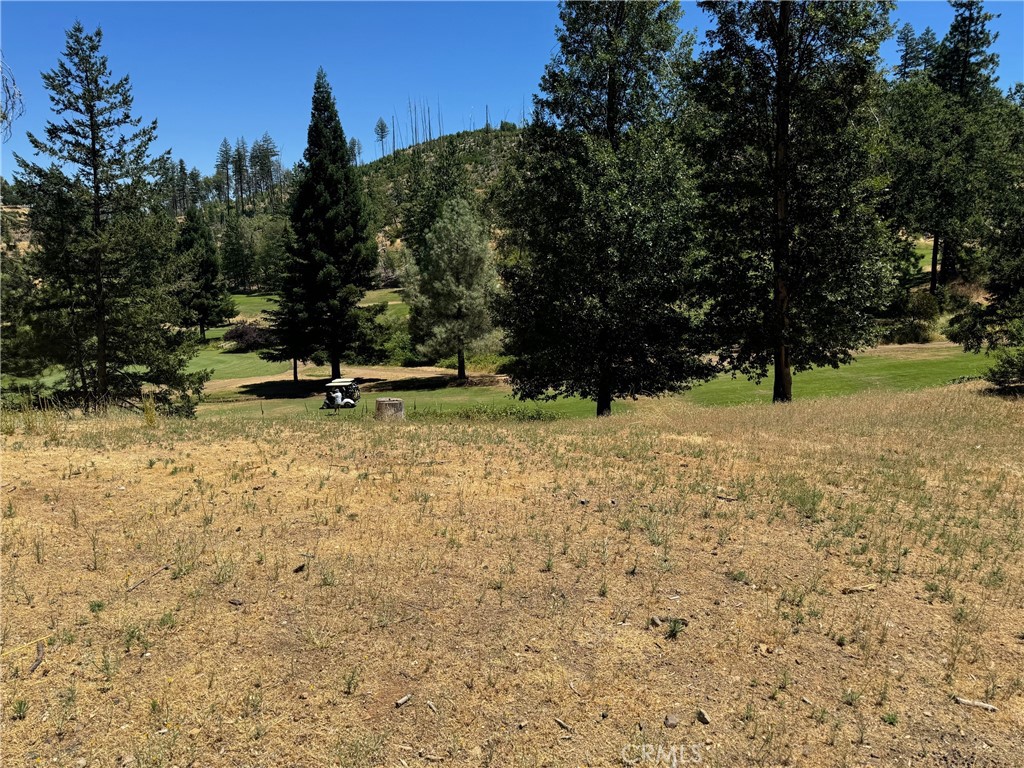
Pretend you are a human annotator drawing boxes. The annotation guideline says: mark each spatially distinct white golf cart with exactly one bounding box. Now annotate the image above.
[320,378,361,412]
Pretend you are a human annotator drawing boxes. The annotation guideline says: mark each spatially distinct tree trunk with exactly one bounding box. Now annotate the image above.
[88,106,108,404]
[292,358,298,382]
[929,235,940,294]
[596,363,612,417]
[94,244,108,404]
[331,356,341,380]
[771,1,793,405]
[199,321,206,341]
[940,238,958,284]
[457,347,466,381]
[773,340,793,403]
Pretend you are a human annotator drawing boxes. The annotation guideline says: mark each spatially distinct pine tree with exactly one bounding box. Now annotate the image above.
[947,87,1024,387]
[220,210,254,291]
[375,117,389,158]
[175,158,189,215]
[271,68,375,380]
[406,198,496,380]
[172,207,236,340]
[933,0,999,101]
[494,0,713,416]
[404,138,471,270]
[215,138,232,204]
[931,0,1002,282]
[12,22,207,412]
[232,136,249,213]
[694,0,896,402]
[254,217,291,291]
[885,2,1005,289]
[895,23,937,80]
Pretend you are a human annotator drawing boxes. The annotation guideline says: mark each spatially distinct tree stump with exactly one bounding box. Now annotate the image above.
[375,398,405,420]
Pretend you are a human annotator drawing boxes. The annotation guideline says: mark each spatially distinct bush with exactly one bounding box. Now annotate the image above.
[907,290,940,322]
[987,347,1024,389]
[223,321,273,353]
[435,353,513,374]
[878,289,939,344]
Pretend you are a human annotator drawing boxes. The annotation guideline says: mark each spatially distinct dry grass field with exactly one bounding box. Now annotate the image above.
[1,384,1022,767]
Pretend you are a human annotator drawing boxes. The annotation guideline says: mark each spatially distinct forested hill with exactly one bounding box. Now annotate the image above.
[358,123,522,234]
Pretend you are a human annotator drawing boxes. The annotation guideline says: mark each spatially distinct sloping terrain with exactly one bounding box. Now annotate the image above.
[2,385,1021,766]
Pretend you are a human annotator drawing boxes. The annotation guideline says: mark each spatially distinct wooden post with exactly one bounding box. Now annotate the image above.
[375,398,405,420]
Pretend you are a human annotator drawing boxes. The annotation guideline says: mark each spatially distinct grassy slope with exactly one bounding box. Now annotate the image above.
[687,344,989,406]
[231,292,278,319]
[201,385,607,420]
[2,385,1021,766]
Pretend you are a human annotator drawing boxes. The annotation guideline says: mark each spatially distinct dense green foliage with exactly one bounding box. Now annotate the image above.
[406,198,497,379]
[9,22,208,413]
[495,1,714,416]
[884,0,1008,291]
[946,87,1024,387]
[171,207,236,340]
[265,69,376,380]
[694,0,899,403]
[4,2,1021,414]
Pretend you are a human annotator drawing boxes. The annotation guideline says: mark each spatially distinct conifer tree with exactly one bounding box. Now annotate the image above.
[375,117,389,158]
[220,210,254,291]
[270,68,375,380]
[495,0,713,416]
[215,138,232,204]
[694,0,896,402]
[406,198,496,379]
[172,207,235,340]
[13,22,208,412]
[233,136,249,213]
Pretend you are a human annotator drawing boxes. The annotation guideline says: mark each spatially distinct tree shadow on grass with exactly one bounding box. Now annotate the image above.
[361,375,458,393]
[234,373,506,400]
[980,384,1024,401]
[236,379,328,400]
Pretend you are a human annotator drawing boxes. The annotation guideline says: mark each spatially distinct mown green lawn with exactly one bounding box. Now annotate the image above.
[230,292,278,319]
[189,345,290,379]
[360,288,409,320]
[361,288,404,305]
[199,383,608,420]
[684,344,991,406]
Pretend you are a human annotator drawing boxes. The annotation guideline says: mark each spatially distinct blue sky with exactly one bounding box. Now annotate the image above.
[2,1,1022,181]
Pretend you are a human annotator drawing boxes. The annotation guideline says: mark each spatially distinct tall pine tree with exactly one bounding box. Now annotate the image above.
[13,22,208,413]
[494,0,713,416]
[215,137,232,204]
[406,198,496,380]
[270,68,374,380]
[694,0,897,402]
[172,207,236,340]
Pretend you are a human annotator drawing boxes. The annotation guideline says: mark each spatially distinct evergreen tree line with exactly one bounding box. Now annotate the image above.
[213,133,287,213]
[3,1,1021,418]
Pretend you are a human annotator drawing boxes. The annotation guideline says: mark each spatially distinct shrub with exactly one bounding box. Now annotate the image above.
[987,346,1024,389]
[223,321,273,353]
[878,290,940,344]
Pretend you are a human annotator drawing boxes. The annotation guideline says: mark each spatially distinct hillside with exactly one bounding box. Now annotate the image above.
[359,124,521,242]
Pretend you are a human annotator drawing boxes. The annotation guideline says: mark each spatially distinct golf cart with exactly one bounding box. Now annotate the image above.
[321,378,361,411]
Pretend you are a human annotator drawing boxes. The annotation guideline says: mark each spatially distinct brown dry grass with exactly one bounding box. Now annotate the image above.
[2,384,1022,767]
